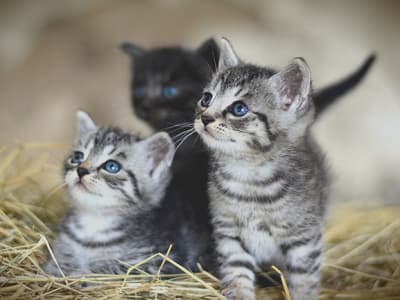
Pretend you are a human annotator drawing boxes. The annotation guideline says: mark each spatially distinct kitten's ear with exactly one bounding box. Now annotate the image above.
[217,37,240,71]
[269,58,312,112]
[197,38,220,72]
[141,132,174,180]
[120,42,145,58]
[76,110,97,137]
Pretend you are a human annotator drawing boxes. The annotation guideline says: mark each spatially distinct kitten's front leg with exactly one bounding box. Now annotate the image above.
[215,226,257,300]
[282,234,323,300]
[89,260,128,275]
[42,255,78,277]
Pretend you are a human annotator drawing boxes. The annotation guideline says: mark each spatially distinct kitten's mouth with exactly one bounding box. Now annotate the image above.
[197,125,214,138]
[203,128,225,145]
[203,128,215,137]
[195,120,216,140]
[75,180,90,191]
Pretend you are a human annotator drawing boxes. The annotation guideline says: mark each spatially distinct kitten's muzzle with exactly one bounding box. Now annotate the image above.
[77,167,90,179]
[201,115,215,126]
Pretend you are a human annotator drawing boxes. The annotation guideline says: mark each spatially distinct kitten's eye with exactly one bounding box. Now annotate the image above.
[70,151,84,164]
[200,92,212,108]
[134,87,146,98]
[102,160,121,174]
[230,101,249,117]
[163,86,177,98]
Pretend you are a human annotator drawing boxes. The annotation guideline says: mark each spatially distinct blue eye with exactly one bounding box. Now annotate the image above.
[200,92,212,108]
[71,151,84,164]
[134,87,146,98]
[163,86,177,98]
[231,101,249,117]
[103,160,121,174]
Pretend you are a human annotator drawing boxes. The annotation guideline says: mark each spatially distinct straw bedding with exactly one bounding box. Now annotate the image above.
[1,144,399,299]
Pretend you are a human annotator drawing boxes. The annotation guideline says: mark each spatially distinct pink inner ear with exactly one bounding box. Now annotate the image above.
[279,70,303,111]
[281,95,293,111]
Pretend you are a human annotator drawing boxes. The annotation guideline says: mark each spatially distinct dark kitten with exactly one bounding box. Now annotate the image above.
[121,39,220,273]
[121,38,219,130]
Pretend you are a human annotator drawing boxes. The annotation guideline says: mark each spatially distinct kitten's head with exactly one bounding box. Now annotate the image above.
[64,111,174,212]
[194,38,314,157]
[121,38,219,130]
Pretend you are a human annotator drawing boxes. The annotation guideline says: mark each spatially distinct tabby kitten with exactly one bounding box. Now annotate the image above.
[120,41,374,281]
[194,38,329,300]
[44,111,205,276]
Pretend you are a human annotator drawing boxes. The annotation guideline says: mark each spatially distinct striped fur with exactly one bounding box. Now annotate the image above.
[194,39,329,300]
[43,111,201,276]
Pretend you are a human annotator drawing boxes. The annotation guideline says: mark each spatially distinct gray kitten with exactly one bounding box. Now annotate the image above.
[44,111,202,276]
[194,38,329,300]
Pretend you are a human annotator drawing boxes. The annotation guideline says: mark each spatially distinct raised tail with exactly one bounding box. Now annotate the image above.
[314,53,377,117]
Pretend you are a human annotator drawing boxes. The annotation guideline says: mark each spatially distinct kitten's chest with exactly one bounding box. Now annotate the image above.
[71,214,121,241]
[65,214,129,261]
[237,207,282,265]
[219,160,274,180]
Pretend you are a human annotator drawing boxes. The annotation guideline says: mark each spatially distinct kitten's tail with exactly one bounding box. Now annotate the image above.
[314,53,376,117]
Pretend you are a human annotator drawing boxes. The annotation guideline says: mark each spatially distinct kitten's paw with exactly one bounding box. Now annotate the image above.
[223,286,256,300]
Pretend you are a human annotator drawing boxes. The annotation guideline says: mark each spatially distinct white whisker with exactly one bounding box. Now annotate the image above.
[168,126,194,135]
[172,129,193,141]
[171,125,195,142]
[173,130,197,157]
[173,128,195,144]
[162,122,193,131]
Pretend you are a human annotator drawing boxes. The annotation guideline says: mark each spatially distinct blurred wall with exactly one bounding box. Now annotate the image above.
[0,0,399,204]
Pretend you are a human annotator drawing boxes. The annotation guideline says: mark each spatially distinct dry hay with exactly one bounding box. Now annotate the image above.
[0,144,399,300]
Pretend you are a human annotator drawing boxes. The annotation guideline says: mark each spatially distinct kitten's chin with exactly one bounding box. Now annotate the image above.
[69,189,118,211]
[195,127,234,156]
[195,125,258,157]
[194,122,215,145]
[69,186,98,202]
[66,181,101,207]
[75,181,91,193]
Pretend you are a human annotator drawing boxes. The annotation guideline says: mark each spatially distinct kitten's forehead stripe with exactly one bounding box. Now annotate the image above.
[90,127,141,154]
[241,92,251,99]
[108,146,117,155]
[84,137,92,149]
[217,64,275,92]
[234,87,243,97]
[117,152,127,159]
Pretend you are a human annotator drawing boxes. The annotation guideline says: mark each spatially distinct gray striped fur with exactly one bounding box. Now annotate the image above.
[194,38,329,300]
[43,111,184,276]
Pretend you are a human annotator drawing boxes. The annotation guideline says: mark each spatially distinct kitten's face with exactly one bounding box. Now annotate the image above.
[65,112,174,211]
[194,39,314,157]
[121,39,219,130]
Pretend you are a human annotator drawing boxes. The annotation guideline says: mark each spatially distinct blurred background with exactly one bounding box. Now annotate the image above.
[0,0,399,205]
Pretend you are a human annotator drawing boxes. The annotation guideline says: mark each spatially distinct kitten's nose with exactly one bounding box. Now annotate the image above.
[77,167,90,179]
[201,115,215,126]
